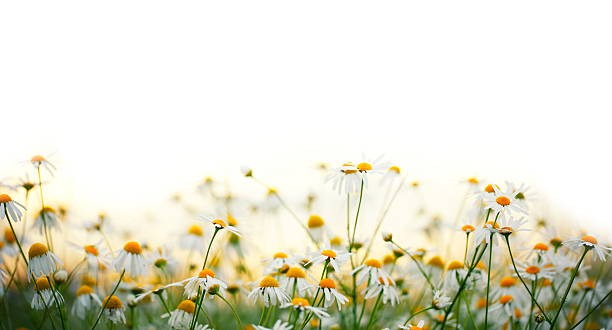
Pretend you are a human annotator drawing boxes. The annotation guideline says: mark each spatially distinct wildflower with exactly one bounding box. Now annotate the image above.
[102,295,126,324]
[356,155,390,176]
[180,224,206,251]
[432,290,451,310]
[472,221,500,245]
[0,194,26,222]
[253,320,293,330]
[325,162,362,194]
[248,276,290,306]
[53,269,67,284]
[181,268,227,299]
[363,277,400,306]
[281,266,310,295]
[30,155,56,176]
[443,261,466,290]
[483,185,527,215]
[496,276,522,298]
[198,215,241,236]
[281,297,330,319]
[151,245,177,274]
[496,216,529,236]
[398,320,426,330]
[31,277,64,310]
[352,259,391,286]
[71,285,101,319]
[28,243,62,279]
[490,294,522,317]
[113,241,148,277]
[32,206,61,234]
[162,300,196,329]
[307,215,328,241]
[381,166,401,185]
[563,235,611,262]
[316,278,348,310]
[308,247,351,272]
[517,258,557,281]
[264,252,295,273]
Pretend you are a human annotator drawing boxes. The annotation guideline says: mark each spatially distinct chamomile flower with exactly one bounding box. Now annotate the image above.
[69,242,110,271]
[316,278,348,310]
[253,320,293,330]
[0,228,19,257]
[28,243,62,278]
[399,320,426,330]
[281,297,330,319]
[71,285,102,319]
[472,221,500,245]
[325,162,362,194]
[495,276,523,299]
[356,155,391,176]
[352,259,391,286]
[113,241,148,277]
[483,185,527,215]
[151,245,178,275]
[363,277,400,306]
[180,224,206,251]
[496,215,529,236]
[31,277,64,310]
[0,194,26,222]
[381,166,401,185]
[563,235,612,262]
[30,155,57,176]
[280,267,311,295]
[432,290,451,310]
[181,268,227,299]
[248,276,290,306]
[264,252,295,274]
[489,294,522,318]
[516,258,557,281]
[443,261,466,290]
[32,206,61,234]
[162,300,196,329]
[307,246,351,272]
[307,215,329,242]
[198,215,241,236]
[102,295,126,324]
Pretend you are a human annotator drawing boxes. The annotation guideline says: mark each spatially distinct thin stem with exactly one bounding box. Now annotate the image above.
[37,167,53,251]
[484,233,494,328]
[46,275,67,330]
[569,289,611,329]
[156,294,171,314]
[550,248,589,328]
[402,306,433,326]
[364,292,383,330]
[4,209,29,267]
[349,179,365,252]
[390,241,435,291]
[219,294,243,330]
[91,269,125,330]
[190,229,221,330]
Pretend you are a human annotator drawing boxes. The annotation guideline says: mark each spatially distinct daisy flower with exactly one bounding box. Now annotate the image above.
[151,245,178,275]
[69,242,110,272]
[102,295,126,324]
[32,206,61,234]
[316,278,348,310]
[198,215,241,236]
[483,185,527,215]
[0,228,19,257]
[280,267,311,295]
[30,155,57,176]
[363,277,400,306]
[71,285,102,319]
[248,276,290,307]
[253,320,293,330]
[443,261,466,290]
[263,252,295,274]
[516,258,558,281]
[113,241,148,277]
[432,290,451,310]
[355,155,391,176]
[507,182,535,210]
[563,235,612,262]
[180,224,206,252]
[0,194,26,222]
[307,247,351,273]
[325,162,362,194]
[31,277,64,310]
[472,221,500,246]
[381,166,401,185]
[399,320,426,330]
[28,243,62,279]
[162,300,196,329]
[496,215,529,236]
[307,215,329,242]
[489,294,522,318]
[352,259,391,286]
[181,268,227,299]
[281,297,330,319]
[495,276,523,299]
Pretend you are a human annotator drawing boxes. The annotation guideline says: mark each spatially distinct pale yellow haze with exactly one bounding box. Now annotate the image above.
[1,1,611,238]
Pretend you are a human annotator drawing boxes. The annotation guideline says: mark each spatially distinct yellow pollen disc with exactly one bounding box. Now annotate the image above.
[28,243,49,259]
[447,261,464,271]
[382,255,395,265]
[259,276,279,288]
[364,259,382,268]
[389,166,400,174]
[188,225,204,236]
[286,267,305,278]
[177,300,196,314]
[84,245,99,256]
[329,236,342,246]
[341,163,357,175]
[484,221,500,229]
[357,163,373,171]
[501,226,513,232]
[103,296,123,309]
[76,285,94,296]
[500,276,517,287]
[514,308,522,318]
[484,184,495,193]
[123,241,142,254]
[475,261,486,270]
[35,277,51,291]
[307,215,325,228]
[82,274,97,286]
[525,266,540,274]
[467,177,479,184]
[377,277,393,285]
[212,219,227,228]
[319,278,336,289]
[462,225,475,232]
[580,280,596,290]
[0,194,13,203]
[410,326,423,330]
[496,196,511,206]
[41,206,55,214]
[31,155,46,162]
[581,235,598,245]
[533,243,549,251]
[0,242,3,249]
[476,298,487,309]
[273,252,288,259]
[541,278,552,287]
[321,250,337,258]
[426,256,445,268]
[198,268,216,278]
[499,295,513,304]
[292,297,310,307]
[227,214,237,226]
[4,229,15,243]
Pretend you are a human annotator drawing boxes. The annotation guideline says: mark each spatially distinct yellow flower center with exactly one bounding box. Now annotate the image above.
[427,256,445,269]
[410,326,423,330]
[259,276,279,288]
[581,235,598,245]
[212,219,227,228]
[188,225,204,236]
[467,177,479,184]
[382,255,395,265]
[307,215,325,228]
[84,245,99,256]
[198,268,216,278]
[364,259,382,268]
[177,300,196,314]
[123,241,142,255]
[286,267,306,278]
[35,277,51,291]
[525,266,540,274]
[4,229,15,243]
[514,307,522,318]
[292,297,310,307]
[31,155,46,162]
[103,296,123,309]
[484,184,495,193]
[76,285,94,296]
[329,236,342,246]
[495,196,511,206]
[0,194,12,203]
[484,221,500,229]
[319,278,336,289]
[82,274,97,287]
[500,276,517,287]
[499,295,513,304]
[461,225,475,232]
[273,252,288,259]
[389,166,400,174]
[580,280,596,290]
[28,243,49,259]
[533,243,549,251]
[227,214,237,226]
[341,163,357,175]
[447,261,464,271]
[476,298,487,309]
[321,250,337,258]
[357,163,373,172]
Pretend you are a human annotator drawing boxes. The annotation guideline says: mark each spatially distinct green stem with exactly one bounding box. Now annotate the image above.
[91,269,125,330]
[219,294,243,330]
[349,179,365,252]
[364,292,383,330]
[37,167,53,251]
[402,306,433,326]
[569,289,611,329]
[390,241,435,290]
[550,247,588,328]
[484,233,494,329]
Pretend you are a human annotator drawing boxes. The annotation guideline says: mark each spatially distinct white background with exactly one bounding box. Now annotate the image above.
[1,1,611,242]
